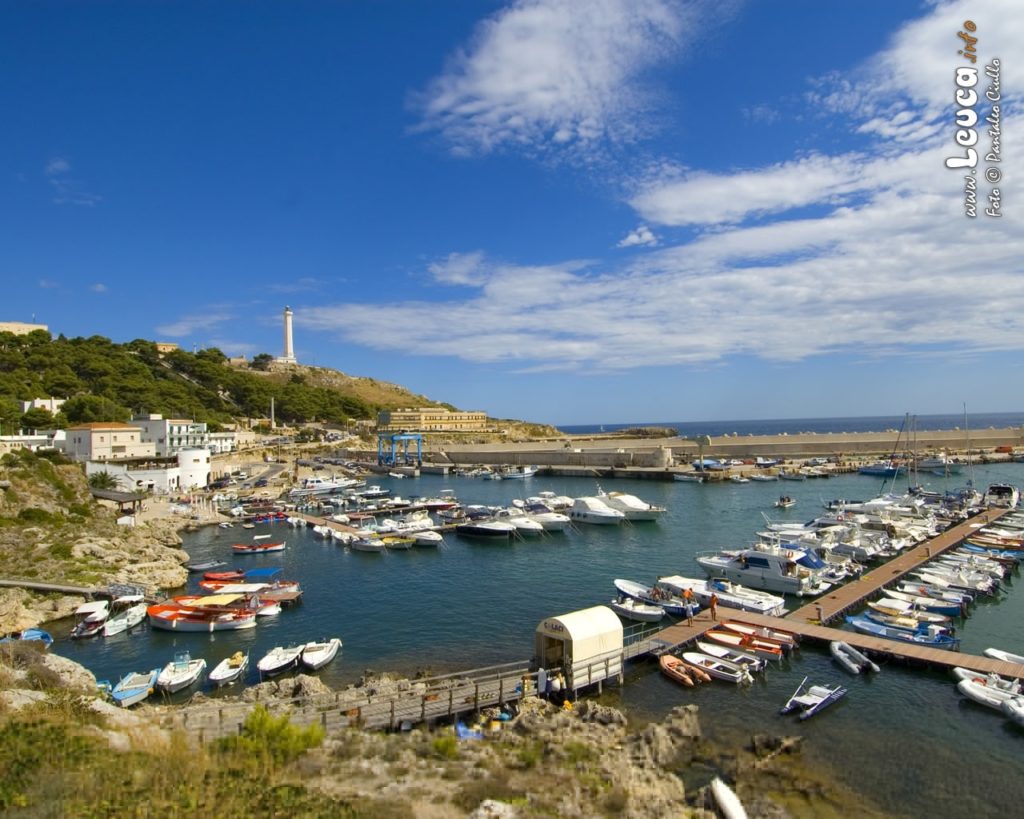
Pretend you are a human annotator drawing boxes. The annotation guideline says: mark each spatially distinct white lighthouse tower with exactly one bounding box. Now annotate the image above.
[277,306,298,364]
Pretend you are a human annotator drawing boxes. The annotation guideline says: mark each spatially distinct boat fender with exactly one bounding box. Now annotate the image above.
[786,551,794,558]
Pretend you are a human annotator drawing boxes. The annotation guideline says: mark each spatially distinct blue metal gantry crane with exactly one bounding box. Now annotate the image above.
[377,432,423,466]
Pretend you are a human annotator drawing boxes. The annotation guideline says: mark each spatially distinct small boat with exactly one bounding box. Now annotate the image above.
[1001,697,1024,727]
[102,595,148,637]
[779,676,847,720]
[659,654,696,686]
[613,578,692,618]
[774,496,796,508]
[710,777,748,819]
[257,645,303,677]
[454,520,516,539]
[830,641,880,675]
[70,600,110,639]
[957,677,1023,710]
[844,616,960,650]
[105,667,160,708]
[412,529,444,546]
[232,539,286,554]
[208,651,249,686]
[864,608,950,631]
[186,560,227,573]
[703,628,784,661]
[609,597,665,623]
[568,496,626,525]
[884,589,964,618]
[156,651,207,693]
[673,473,705,483]
[720,621,797,652]
[951,667,1019,691]
[695,640,767,674]
[203,569,247,582]
[350,536,387,552]
[681,651,754,684]
[300,637,342,671]
[0,628,53,649]
[729,474,751,484]
[982,647,1024,665]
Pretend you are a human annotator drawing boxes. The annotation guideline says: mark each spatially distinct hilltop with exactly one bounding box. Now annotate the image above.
[0,330,451,429]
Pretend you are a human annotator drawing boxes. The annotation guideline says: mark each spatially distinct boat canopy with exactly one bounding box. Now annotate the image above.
[795,551,828,570]
[535,605,623,692]
[207,583,269,594]
[75,600,110,616]
[189,594,244,607]
[243,567,283,579]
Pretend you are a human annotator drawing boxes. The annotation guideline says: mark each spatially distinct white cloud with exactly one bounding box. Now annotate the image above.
[38,279,59,289]
[415,0,695,158]
[44,155,102,206]
[90,283,108,293]
[617,225,658,247]
[428,251,490,285]
[156,312,234,338]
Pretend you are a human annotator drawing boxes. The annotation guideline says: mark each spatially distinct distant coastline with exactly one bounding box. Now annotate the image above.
[557,412,1024,438]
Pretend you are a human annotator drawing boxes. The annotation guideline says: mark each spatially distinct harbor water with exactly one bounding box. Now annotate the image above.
[53,459,1024,817]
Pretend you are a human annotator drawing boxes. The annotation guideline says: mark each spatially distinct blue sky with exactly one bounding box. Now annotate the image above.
[2,0,1022,425]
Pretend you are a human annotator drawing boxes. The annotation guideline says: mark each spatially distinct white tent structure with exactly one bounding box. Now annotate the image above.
[535,605,624,693]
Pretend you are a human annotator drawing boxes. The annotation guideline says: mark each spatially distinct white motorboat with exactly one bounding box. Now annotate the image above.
[413,529,444,546]
[613,578,692,618]
[533,491,574,510]
[569,497,626,525]
[257,645,303,677]
[289,476,360,497]
[884,589,964,617]
[983,647,1024,665]
[594,487,665,520]
[208,651,249,686]
[156,651,207,693]
[680,651,753,684]
[779,677,847,720]
[695,640,767,674]
[514,501,572,531]
[102,595,147,637]
[351,536,387,552]
[70,600,110,639]
[830,641,880,675]
[866,599,951,626]
[957,677,1023,710]
[300,637,342,671]
[608,597,665,623]
[673,472,705,483]
[656,575,786,617]
[983,483,1020,509]
[696,544,832,597]
[492,509,545,536]
[729,474,751,484]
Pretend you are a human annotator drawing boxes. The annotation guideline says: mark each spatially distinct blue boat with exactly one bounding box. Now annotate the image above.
[102,667,160,708]
[858,461,905,477]
[845,616,960,650]
[0,627,54,649]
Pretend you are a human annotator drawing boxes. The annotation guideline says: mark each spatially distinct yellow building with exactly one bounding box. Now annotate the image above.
[377,407,489,432]
[60,422,156,462]
[154,342,180,355]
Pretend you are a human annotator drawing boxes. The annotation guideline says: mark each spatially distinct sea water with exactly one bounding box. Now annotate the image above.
[54,460,1024,817]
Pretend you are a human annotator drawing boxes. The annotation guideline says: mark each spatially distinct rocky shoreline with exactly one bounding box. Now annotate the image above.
[0,644,884,817]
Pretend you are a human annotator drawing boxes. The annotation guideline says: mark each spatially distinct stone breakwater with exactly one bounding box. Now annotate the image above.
[433,427,1023,470]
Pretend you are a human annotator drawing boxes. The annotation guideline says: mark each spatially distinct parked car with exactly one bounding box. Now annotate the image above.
[254,478,269,487]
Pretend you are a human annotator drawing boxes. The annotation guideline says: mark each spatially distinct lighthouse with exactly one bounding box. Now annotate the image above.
[277,306,297,364]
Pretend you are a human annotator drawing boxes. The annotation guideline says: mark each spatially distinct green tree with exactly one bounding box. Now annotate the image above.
[88,471,119,490]
[250,353,274,371]
[62,394,131,424]
[20,407,56,430]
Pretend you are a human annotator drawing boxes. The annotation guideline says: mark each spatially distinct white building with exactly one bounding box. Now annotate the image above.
[85,447,212,493]
[131,414,209,457]
[19,397,66,414]
[60,423,155,462]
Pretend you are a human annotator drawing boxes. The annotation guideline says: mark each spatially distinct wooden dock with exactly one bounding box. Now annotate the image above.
[637,506,1024,679]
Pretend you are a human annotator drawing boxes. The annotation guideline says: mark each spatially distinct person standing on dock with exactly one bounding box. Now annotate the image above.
[683,588,695,626]
[709,593,719,621]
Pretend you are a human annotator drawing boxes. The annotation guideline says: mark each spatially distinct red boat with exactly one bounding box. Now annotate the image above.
[232,539,286,554]
[203,570,246,582]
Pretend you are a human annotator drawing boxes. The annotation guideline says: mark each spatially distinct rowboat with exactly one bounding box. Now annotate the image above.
[883,589,964,618]
[186,560,227,572]
[720,621,797,652]
[232,539,286,554]
[680,651,753,684]
[104,667,160,708]
[703,628,784,661]
[0,628,54,649]
[300,637,342,671]
[830,641,880,675]
[257,645,303,677]
[866,598,951,626]
[101,595,148,637]
[609,597,665,623]
[779,676,847,720]
[157,651,207,693]
[208,651,249,686]
[695,640,767,674]
[659,654,695,686]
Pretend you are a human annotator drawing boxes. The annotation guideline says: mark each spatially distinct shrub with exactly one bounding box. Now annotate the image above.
[516,739,546,769]
[214,705,325,766]
[431,735,459,760]
[18,508,56,525]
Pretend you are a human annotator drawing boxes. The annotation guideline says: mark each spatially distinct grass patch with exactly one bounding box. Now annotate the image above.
[431,734,459,760]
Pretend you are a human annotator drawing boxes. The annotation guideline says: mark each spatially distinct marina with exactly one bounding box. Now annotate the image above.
[47,457,1024,818]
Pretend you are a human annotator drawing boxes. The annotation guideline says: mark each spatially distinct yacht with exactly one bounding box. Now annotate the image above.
[594,487,665,520]
[655,575,786,617]
[568,497,626,525]
[696,543,833,597]
[983,483,1020,509]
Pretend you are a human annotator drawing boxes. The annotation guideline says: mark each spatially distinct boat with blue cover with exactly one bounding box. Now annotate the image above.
[845,615,960,650]
[102,667,160,708]
[0,627,53,649]
[613,578,695,618]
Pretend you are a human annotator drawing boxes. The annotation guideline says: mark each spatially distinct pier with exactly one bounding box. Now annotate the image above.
[632,506,1024,679]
